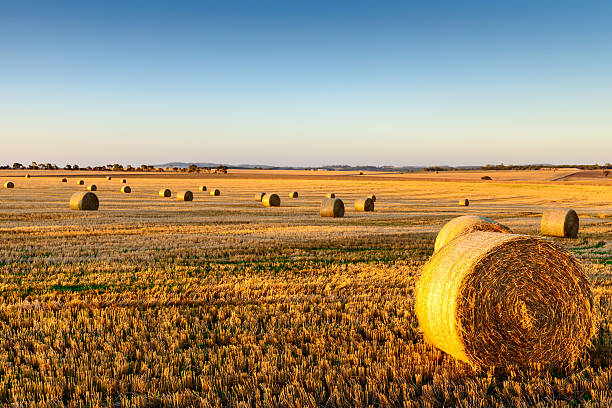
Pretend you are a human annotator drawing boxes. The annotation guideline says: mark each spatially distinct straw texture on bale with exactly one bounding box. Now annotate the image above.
[69,191,99,211]
[459,198,469,206]
[320,198,344,218]
[210,189,220,196]
[368,194,376,202]
[354,197,374,212]
[416,231,594,369]
[4,182,14,188]
[86,185,97,191]
[159,189,171,198]
[541,208,579,238]
[198,186,207,192]
[289,191,298,198]
[177,190,193,201]
[121,186,131,194]
[77,180,84,185]
[434,215,511,253]
[262,193,280,207]
[254,192,265,201]
[61,178,67,183]
[325,193,336,198]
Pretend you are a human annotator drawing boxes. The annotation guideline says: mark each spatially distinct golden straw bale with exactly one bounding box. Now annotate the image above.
[159,189,171,198]
[254,192,265,201]
[288,191,298,198]
[25,174,31,179]
[86,185,97,191]
[177,190,193,201]
[354,197,374,212]
[320,198,344,218]
[198,186,207,192]
[70,191,99,211]
[121,179,127,183]
[210,189,220,196]
[325,193,336,198]
[77,180,84,185]
[416,231,594,369]
[121,186,131,194]
[4,181,14,188]
[367,194,376,202]
[262,193,280,207]
[459,198,469,206]
[541,208,579,238]
[434,215,511,253]
[61,178,67,183]
[106,176,112,181]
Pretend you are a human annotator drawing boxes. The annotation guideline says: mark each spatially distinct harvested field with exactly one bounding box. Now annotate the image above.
[0,170,611,406]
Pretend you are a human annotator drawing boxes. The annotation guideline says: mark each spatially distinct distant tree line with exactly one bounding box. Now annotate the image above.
[1,162,229,173]
[425,163,612,172]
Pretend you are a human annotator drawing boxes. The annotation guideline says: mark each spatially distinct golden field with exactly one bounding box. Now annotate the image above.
[0,169,611,407]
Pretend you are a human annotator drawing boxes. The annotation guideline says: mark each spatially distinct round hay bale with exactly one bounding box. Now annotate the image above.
[254,192,265,201]
[70,191,99,211]
[121,186,131,194]
[459,198,469,206]
[159,189,171,198]
[368,194,376,202]
[210,189,220,196]
[289,191,298,198]
[77,180,84,185]
[177,190,193,201]
[326,193,336,198]
[4,181,14,188]
[355,197,374,212]
[106,176,112,181]
[481,175,492,180]
[60,178,67,183]
[434,215,511,253]
[541,208,579,238]
[320,198,344,218]
[198,186,207,192]
[121,179,127,183]
[416,231,594,369]
[25,174,31,179]
[262,193,280,207]
[86,184,97,191]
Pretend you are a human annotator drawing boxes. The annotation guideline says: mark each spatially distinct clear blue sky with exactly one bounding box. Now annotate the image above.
[1,1,611,167]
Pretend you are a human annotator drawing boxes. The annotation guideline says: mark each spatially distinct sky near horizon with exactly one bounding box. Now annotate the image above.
[1,1,611,167]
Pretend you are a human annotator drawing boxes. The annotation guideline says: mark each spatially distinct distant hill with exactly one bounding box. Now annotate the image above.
[154,162,433,171]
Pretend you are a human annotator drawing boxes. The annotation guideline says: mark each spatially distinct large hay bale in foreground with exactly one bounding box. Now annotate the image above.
[325,193,336,198]
[70,191,99,211]
[121,186,131,194]
[77,180,85,185]
[254,192,265,201]
[289,191,298,198]
[459,198,469,206]
[434,215,511,253]
[416,231,594,369]
[4,181,14,188]
[86,185,97,191]
[355,197,374,212]
[320,198,344,218]
[541,208,579,238]
[262,193,280,207]
[159,189,171,198]
[198,186,207,192]
[210,189,220,196]
[177,190,193,201]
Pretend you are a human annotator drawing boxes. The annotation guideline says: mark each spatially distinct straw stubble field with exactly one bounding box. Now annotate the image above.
[0,170,611,407]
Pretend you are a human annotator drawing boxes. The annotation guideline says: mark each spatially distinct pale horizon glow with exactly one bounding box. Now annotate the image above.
[1,1,611,167]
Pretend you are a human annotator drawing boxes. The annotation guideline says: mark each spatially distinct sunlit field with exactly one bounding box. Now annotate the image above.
[0,170,611,407]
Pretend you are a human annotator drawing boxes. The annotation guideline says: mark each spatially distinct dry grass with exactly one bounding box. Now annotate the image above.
[0,171,610,406]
